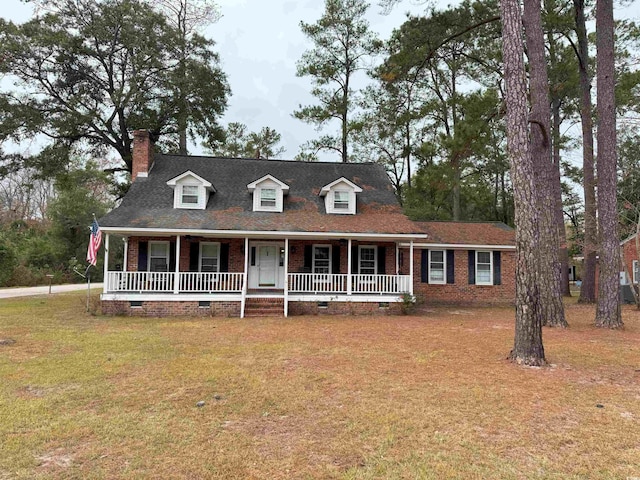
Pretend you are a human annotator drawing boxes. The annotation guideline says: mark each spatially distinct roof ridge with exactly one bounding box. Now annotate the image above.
[156,153,377,166]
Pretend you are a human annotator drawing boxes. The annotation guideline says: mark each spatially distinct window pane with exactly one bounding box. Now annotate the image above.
[429,267,444,282]
[334,190,349,209]
[477,264,491,283]
[201,258,218,272]
[182,185,199,204]
[431,250,443,262]
[201,244,219,258]
[261,188,277,207]
[150,243,167,257]
[477,251,491,264]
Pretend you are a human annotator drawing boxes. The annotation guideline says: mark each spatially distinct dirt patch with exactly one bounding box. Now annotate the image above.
[0,338,16,346]
[36,449,73,469]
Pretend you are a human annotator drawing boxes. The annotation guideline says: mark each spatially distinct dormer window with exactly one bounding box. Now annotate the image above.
[334,190,350,210]
[166,171,214,210]
[320,177,362,215]
[181,185,199,205]
[247,175,289,212]
[260,188,277,208]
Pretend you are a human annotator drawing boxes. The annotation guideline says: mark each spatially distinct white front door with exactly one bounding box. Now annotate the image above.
[258,245,277,287]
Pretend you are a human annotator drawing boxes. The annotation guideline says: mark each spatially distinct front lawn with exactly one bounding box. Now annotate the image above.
[1,294,639,479]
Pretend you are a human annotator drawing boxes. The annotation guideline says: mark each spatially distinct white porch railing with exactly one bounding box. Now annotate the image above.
[179,272,243,292]
[106,271,409,295]
[288,273,411,295]
[105,271,243,293]
[106,271,174,292]
[351,274,412,294]
[288,273,348,293]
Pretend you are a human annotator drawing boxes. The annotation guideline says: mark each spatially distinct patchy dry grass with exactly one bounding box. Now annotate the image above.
[1,293,639,479]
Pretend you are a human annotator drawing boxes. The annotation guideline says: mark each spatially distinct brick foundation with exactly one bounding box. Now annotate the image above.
[288,301,401,316]
[101,300,241,317]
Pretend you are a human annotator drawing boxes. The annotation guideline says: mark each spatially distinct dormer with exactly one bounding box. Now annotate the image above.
[166,171,214,210]
[247,174,289,212]
[320,177,362,215]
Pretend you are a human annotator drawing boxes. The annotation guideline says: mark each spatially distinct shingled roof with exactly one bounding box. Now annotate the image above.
[415,221,515,246]
[100,154,423,236]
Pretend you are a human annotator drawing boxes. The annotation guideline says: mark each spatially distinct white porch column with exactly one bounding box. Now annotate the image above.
[174,235,181,294]
[347,238,352,295]
[241,237,249,318]
[123,237,128,271]
[409,240,414,295]
[284,238,289,317]
[103,233,110,294]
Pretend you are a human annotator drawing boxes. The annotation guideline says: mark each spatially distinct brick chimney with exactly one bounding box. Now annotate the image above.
[132,129,154,181]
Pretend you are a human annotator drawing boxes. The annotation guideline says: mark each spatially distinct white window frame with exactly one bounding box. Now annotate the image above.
[248,175,289,213]
[181,184,200,206]
[321,178,361,215]
[333,190,350,211]
[148,241,170,272]
[358,245,377,275]
[633,260,639,284]
[199,242,221,273]
[259,187,278,210]
[312,244,332,274]
[428,250,446,284]
[475,250,493,286]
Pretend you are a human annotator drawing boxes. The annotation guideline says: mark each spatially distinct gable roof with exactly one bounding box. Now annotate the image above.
[319,177,363,196]
[413,221,516,247]
[166,170,214,190]
[246,174,290,193]
[100,154,423,236]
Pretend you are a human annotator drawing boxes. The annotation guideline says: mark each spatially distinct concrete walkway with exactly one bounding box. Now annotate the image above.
[0,283,104,299]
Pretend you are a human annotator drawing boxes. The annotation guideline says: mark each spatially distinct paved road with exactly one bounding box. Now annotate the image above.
[0,283,104,299]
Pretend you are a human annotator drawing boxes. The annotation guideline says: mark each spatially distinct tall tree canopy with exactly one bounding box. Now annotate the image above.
[294,0,381,163]
[0,0,229,176]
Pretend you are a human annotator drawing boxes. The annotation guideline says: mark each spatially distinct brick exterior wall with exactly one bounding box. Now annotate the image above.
[286,240,397,274]
[401,248,516,306]
[126,236,245,272]
[622,240,638,283]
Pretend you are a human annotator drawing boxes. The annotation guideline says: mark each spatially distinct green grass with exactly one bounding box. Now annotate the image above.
[1,294,639,479]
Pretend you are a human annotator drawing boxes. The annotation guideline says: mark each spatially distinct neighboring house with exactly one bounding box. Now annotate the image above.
[99,130,516,317]
[620,233,640,286]
[401,221,516,305]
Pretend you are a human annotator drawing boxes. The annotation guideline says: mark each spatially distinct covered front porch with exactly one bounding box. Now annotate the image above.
[100,229,417,317]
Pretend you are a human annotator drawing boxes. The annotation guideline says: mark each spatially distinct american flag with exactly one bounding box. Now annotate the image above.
[86,218,102,266]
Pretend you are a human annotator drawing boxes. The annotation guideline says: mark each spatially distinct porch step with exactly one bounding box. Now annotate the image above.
[244,297,285,317]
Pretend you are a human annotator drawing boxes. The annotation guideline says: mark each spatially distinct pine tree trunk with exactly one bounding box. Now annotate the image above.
[523,0,567,328]
[501,0,546,365]
[552,98,571,297]
[595,0,623,328]
[574,0,597,304]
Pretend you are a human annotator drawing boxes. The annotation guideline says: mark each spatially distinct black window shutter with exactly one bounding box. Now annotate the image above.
[468,250,476,285]
[332,245,341,274]
[169,242,176,271]
[189,242,199,272]
[377,246,386,274]
[351,246,359,274]
[493,251,501,285]
[446,250,455,284]
[138,241,148,271]
[421,249,428,283]
[303,245,312,272]
[250,247,256,266]
[220,243,230,272]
